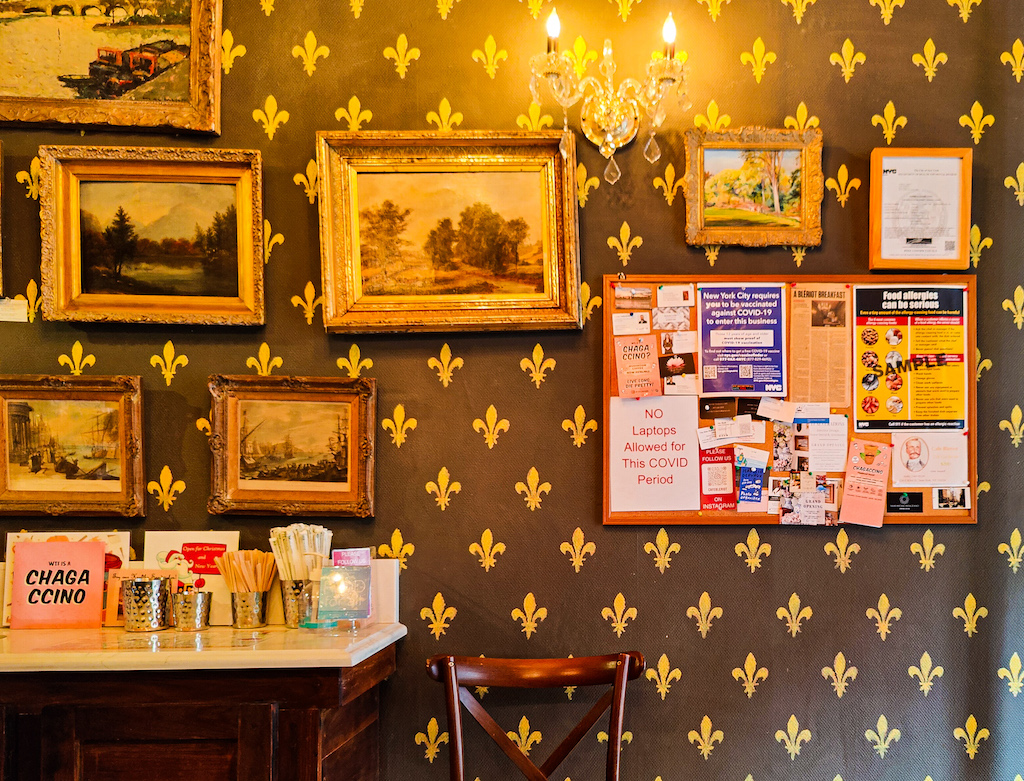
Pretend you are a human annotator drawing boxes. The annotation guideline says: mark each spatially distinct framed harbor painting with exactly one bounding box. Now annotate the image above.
[316,131,582,333]
[0,375,145,516]
[0,0,220,132]
[683,127,824,247]
[207,375,376,517]
[39,145,264,325]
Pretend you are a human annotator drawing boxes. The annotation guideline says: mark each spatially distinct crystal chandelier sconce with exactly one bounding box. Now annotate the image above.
[529,9,690,184]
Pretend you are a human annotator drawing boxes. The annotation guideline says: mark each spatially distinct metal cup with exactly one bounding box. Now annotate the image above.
[172,591,211,632]
[122,577,173,632]
[231,591,268,629]
[279,580,308,628]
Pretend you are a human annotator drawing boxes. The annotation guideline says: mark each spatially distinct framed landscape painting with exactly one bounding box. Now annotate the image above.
[683,127,824,247]
[39,145,264,325]
[207,375,376,517]
[0,375,145,516]
[0,0,220,132]
[316,131,582,333]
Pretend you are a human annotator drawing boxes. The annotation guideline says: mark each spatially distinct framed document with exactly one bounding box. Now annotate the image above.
[869,148,972,270]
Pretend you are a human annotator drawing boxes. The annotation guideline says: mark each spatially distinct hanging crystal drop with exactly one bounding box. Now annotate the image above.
[643,133,661,164]
[603,155,621,185]
[559,115,571,159]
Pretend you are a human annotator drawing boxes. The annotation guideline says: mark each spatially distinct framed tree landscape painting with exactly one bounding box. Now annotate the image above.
[0,0,220,132]
[316,131,582,333]
[39,145,264,325]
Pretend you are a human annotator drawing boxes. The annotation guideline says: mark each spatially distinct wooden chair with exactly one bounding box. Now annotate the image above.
[426,652,644,781]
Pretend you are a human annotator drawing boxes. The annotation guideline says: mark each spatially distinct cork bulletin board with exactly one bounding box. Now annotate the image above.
[602,274,977,526]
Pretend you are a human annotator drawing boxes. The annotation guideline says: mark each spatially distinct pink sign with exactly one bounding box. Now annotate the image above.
[838,438,892,528]
[10,541,105,629]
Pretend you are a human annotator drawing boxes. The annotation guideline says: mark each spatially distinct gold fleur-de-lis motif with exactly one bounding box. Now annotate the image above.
[740,37,776,84]
[686,591,722,638]
[563,654,577,699]
[511,592,547,638]
[335,96,373,130]
[872,100,907,145]
[196,417,211,437]
[825,164,861,207]
[977,481,990,498]
[58,341,95,375]
[1005,286,1024,327]
[291,281,323,325]
[349,0,362,17]
[784,101,819,130]
[790,246,807,267]
[519,0,549,20]
[378,528,414,569]
[577,164,600,207]
[562,404,597,447]
[646,654,681,700]
[1001,39,1024,82]
[436,0,461,19]
[697,0,731,20]
[581,282,602,323]
[246,342,283,376]
[383,34,420,78]
[609,0,639,21]
[781,0,816,22]
[292,31,329,76]
[560,526,596,572]
[428,344,463,387]
[953,593,988,636]
[912,38,947,81]
[567,36,598,77]
[293,160,318,204]
[382,404,417,447]
[515,466,551,510]
[695,100,731,131]
[414,717,448,762]
[421,592,457,639]
[472,35,507,78]
[426,467,461,510]
[16,156,41,200]
[866,594,902,640]
[824,528,860,572]
[775,715,811,760]
[953,715,989,758]
[948,0,980,21]
[652,163,684,206]
[822,651,857,698]
[608,222,642,265]
[516,102,553,131]
[998,527,1023,572]
[687,715,723,759]
[644,528,680,573]
[777,593,812,637]
[975,348,992,381]
[336,344,372,378]
[960,101,994,144]
[909,651,944,695]
[426,98,463,132]
[507,716,542,755]
[472,405,508,448]
[735,528,771,572]
[998,652,1024,696]
[865,715,901,758]
[732,652,768,698]
[14,279,43,322]
[520,344,555,388]
[147,465,185,511]
[704,246,721,266]
[870,0,904,24]
[1005,164,1024,205]
[970,224,992,268]
[830,38,865,82]
[222,30,246,73]
[602,592,637,637]
[911,529,946,571]
[252,95,288,140]
[264,220,283,264]
[999,404,1024,446]
[150,340,188,386]
[470,528,506,572]
[258,0,273,15]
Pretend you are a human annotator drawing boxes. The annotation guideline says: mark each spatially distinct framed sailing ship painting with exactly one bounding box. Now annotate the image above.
[207,375,376,517]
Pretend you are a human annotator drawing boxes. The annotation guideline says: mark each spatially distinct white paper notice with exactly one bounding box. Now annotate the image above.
[664,375,699,395]
[0,300,29,323]
[612,311,652,335]
[671,330,698,354]
[808,415,849,472]
[713,414,753,440]
[657,284,695,307]
[892,432,969,487]
[757,397,796,423]
[609,396,700,512]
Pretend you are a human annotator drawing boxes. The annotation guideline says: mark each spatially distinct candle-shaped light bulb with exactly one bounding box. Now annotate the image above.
[547,9,560,53]
[662,12,676,59]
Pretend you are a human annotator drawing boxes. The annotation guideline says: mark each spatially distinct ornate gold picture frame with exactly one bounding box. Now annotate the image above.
[0,0,220,133]
[207,375,376,517]
[0,375,145,517]
[316,131,582,333]
[39,145,263,325]
[683,127,824,247]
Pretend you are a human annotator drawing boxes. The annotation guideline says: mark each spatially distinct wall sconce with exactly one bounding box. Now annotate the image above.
[529,9,690,184]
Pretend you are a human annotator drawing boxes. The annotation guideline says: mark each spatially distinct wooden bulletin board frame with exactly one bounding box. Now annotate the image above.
[602,274,977,526]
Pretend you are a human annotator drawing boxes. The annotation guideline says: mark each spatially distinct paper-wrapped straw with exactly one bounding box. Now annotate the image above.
[269,523,333,580]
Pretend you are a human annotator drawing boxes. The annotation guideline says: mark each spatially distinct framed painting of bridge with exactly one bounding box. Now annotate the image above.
[0,375,145,517]
[682,126,824,247]
[0,0,220,132]
[207,375,377,517]
[38,145,264,325]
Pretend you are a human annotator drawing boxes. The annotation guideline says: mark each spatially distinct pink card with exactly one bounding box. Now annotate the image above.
[10,541,105,629]
[614,334,662,398]
[332,547,373,566]
[838,439,892,528]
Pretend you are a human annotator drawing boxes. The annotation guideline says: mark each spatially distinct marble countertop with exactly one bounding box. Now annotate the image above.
[0,622,407,672]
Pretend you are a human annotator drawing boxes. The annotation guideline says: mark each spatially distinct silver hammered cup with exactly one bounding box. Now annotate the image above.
[231,591,268,629]
[279,580,308,628]
[122,577,173,631]
[172,591,212,631]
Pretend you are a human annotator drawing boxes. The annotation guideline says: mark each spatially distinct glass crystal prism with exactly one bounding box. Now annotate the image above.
[603,156,621,185]
[643,134,661,164]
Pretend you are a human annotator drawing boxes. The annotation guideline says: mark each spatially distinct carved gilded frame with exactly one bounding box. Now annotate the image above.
[0,0,220,133]
[0,140,3,296]
[0,375,145,517]
[316,130,582,333]
[683,127,824,247]
[207,375,376,517]
[39,145,264,325]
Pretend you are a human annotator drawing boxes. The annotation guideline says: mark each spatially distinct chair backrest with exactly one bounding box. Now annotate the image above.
[426,652,645,781]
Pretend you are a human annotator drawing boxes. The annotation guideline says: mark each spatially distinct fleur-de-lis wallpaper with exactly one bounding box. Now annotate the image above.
[0,1,1021,779]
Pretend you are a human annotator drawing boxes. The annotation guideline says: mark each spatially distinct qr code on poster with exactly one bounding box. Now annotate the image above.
[945,240,956,251]
[739,365,753,379]
[703,365,717,380]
